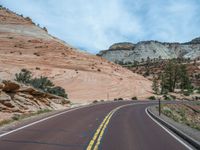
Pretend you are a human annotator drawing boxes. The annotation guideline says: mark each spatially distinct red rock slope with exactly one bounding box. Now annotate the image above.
[0,7,152,102]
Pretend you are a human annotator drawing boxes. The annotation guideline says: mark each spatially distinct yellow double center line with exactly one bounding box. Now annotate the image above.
[86,109,115,150]
[86,104,135,150]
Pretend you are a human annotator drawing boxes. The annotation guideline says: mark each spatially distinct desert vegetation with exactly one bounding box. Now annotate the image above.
[15,69,68,98]
[131,96,138,100]
[161,103,200,131]
[0,109,51,127]
[151,60,192,95]
[148,96,156,100]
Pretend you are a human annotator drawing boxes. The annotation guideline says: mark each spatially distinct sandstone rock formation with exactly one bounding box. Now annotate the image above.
[0,80,69,122]
[0,7,152,102]
[98,37,200,63]
[0,80,69,112]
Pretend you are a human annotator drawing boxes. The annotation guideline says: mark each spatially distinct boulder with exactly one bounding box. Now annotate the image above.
[2,80,20,92]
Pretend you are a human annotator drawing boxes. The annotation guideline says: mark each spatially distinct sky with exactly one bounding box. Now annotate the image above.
[1,0,200,53]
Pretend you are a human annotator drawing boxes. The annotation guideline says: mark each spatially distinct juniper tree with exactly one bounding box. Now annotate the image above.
[152,76,159,94]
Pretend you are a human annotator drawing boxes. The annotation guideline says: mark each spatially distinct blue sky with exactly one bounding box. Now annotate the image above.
[1,0,200,53]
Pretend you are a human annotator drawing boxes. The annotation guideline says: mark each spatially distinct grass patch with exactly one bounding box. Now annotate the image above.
[0,109,51,127]
[161,105,200,131]
[0,119,13,126]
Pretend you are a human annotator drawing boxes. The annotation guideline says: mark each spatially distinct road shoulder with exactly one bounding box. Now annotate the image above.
[148,105,200,149]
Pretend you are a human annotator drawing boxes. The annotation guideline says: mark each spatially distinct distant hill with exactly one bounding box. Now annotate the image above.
[0,6,152,102]
[98,37,200,63]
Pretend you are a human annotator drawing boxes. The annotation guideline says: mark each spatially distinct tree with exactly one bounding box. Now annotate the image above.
[146,56,151,66]
[144,66,150,77]
[133,61,138,67]
[160,74,168,94]
[179,64,192,91]
[161,61,179,92]
[160,60,192,94]
[141,58,144,63]
[152,76,159,94]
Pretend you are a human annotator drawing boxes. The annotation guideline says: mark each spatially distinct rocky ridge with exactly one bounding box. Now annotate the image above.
[98,37,200,63]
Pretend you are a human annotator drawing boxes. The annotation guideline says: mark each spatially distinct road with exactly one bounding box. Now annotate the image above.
[0,101,192,150]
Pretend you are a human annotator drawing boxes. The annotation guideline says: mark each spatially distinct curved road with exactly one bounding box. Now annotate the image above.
[0,101,192,150]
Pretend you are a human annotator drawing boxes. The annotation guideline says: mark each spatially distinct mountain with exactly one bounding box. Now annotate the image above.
[0,6,152,102]
[98,37,200,63]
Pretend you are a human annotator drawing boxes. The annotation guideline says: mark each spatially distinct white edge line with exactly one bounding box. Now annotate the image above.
[145,108,193,150]
[0,105,89,138]
[0,102,134,138]
[0,102,154,139]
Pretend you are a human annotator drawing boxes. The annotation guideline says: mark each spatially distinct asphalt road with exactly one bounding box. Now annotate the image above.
[0,101,192,150]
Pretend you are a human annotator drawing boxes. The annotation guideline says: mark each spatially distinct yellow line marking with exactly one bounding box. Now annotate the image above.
[93,110,116,150]
[86,105,124,150]
[86,110,114,150]
[86,103,149,150]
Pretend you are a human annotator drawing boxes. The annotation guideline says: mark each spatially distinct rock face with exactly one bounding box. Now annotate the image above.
[98,38,200,63]
[2,80,20,92]
[0,80,69,114]
[0,7,152,102]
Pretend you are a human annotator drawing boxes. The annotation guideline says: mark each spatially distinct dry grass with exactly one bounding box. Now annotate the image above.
[161,103,200,131]
[0,109,51,127]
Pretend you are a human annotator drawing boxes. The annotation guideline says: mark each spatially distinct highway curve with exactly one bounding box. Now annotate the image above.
[0,101,192,150]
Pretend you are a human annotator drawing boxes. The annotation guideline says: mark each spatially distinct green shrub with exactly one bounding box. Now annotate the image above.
[148,96,156,100]
[183,90,193,96]
[170,95,176,100]
[93,100,98,103]
[114,98,118,101]
[15,69,68,98]
[15,69,32,84]
[30,76,54,91]
[0,119,12,126]
[12,114,20,121]
[132,96,138,100]
[118,98,123,101]
[163,95,172,101]
[47,86,68,98]
[36,109,51,114]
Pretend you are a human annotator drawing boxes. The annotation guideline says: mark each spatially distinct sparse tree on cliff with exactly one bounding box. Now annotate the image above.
[152,76,159,94]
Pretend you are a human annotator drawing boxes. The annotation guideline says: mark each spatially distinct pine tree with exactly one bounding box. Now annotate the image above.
[152,76,159,94]
[179,64,192,91]
[160,60,192,94]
